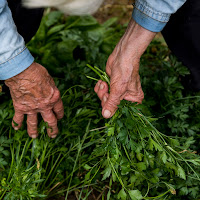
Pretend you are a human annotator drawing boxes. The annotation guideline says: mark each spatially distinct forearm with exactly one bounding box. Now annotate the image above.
[115,18,156,69]
[95,20,151,118]
[0,0,33,80]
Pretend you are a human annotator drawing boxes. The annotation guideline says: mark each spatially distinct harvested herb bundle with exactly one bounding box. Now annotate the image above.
[87,64,200,199]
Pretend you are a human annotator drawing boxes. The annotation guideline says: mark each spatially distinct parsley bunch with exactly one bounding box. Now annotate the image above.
[87,65,200,200]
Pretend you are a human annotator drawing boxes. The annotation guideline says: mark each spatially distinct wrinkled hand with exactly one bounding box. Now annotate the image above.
[5,62,64,138]
[94,51,144,119]
[95,19,156,118]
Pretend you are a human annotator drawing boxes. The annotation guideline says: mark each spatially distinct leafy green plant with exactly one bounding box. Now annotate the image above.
[86,64,200,199]
[28,11,124,89]
[1,11,200,200]
[0,135,12,173]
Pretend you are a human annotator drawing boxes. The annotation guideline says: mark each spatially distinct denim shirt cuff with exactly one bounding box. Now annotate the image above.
[0,47,34,80]
[132,0,171,32]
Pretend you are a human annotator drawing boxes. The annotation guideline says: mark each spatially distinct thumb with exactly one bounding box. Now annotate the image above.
[102,89,122,119]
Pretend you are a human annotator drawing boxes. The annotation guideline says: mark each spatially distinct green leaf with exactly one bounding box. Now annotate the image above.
[130,175,137,184]
[121,163,130,175]
[189,187,199,198]
[128,190,143,200]
[47,24,65,36]
[84,171,91,182]
[102,17,118,28]
[32,179,45,184]
[56,40,78,61]
[65,15,98,28]
[118,188,127,200]
[102,166,112,181]
[136,152,143,162]
[83,164,92,170]
[0,158,7,166]
[45,11,63,27]
[179,187,188,195]
[161,151,167,163]
[151,168,160,175]
[136,162,146,171]
[107,127,115,136]
[2,150,9,156]
[177,165,186,180]
[107,190,111,200]
[165,162,177,171]
[149,176,159,183]
[148,139,154,151]
[151,139,163,151]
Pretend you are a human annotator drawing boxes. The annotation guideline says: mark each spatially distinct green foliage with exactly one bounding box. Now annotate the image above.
[28,11,124,88]
[0,11,200,200]
[0,136,12,168]
[87,65,200,199]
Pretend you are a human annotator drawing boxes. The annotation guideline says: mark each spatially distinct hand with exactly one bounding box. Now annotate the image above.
[94,19,156,118]
[5,62,64,138]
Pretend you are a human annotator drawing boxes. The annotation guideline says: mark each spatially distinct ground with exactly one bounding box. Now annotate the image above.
[94,0,134,24]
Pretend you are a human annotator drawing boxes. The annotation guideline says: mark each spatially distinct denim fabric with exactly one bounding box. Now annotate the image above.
[0,0,34,80]
[132,0,187,32]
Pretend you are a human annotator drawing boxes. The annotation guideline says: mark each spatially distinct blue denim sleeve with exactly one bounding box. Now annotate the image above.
[0,0,34,80]
[132,0,187,32]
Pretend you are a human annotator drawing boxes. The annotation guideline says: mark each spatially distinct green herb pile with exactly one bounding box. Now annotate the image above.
[0,11,200,200]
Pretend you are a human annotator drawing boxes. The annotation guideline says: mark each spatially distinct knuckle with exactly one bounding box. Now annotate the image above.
[54,106,62,112]
[107,55,113,65]
[27,120,37,126]
[106,67,110,75]
[53,89,61,101]
[107,98,120,109]
[14,104,24,112]
[47,120,57,126]
[28,130,37,135]
[139,92,144,100]
[55,89,61,97]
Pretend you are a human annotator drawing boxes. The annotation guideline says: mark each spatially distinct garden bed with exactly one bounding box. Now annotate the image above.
[0,9,200,200]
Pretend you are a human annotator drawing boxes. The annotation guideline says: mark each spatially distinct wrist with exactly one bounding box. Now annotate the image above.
[119,18,156,58]
[5,63,45,88]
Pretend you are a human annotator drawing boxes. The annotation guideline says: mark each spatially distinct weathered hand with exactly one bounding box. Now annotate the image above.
[5,62,64,138]
[94,52,144,119]
[95,19,156,118]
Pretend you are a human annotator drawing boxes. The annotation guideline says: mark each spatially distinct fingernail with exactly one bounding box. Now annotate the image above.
[100,84,104,90]
[103,96,107,102]
[51,135,57,139]
[31,135,37,139]
[104,110,111,118]
[14,127,19,131]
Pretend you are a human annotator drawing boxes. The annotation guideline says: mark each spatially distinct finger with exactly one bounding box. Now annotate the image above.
[102,92,121,119]
[95,81,109,101]
[27,113,38,138]
[124,92,144,104]
[41,110,58,138]
[124,77,144,104]
[101,82,125,118]
[50,89,61,104]
[105,56,113,76]
[106,65,111,77]
[53,99,64,120]
[94,80,102,93]
[101,93,109,107]
[12,112,24,130]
